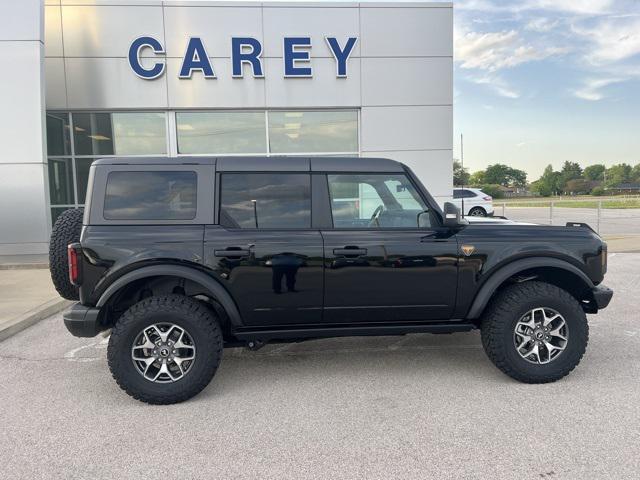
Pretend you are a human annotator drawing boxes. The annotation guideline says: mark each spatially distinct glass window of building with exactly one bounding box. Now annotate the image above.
[46,113,71,156]
[73,112,114,156]
[268,111,358,154]
[48,158,75,205]
[112,113,167,155]
[220,174,311,229]
[177,112,267,154]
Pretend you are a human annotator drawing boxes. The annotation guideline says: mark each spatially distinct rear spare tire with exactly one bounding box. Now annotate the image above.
[49,208,83,300]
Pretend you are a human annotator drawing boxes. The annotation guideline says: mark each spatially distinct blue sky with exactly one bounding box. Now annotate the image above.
[451,0,640,180]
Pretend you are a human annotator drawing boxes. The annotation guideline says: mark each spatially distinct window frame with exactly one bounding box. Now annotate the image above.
[217,171,314,231]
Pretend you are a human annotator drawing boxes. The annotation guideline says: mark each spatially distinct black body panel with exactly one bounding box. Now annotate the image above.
[204,226,324,326]
[322,229,458,322]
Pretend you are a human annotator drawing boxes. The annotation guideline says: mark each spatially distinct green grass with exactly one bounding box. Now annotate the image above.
[499,199,640,209]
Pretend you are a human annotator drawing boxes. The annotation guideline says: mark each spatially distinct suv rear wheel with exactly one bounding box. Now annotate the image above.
[480,281,588,383]
[468,206,486,217]
[107,294,223,404]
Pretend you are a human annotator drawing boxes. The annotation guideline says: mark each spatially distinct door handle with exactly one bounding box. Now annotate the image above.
[214,247,251,258]
[333,247,367,257]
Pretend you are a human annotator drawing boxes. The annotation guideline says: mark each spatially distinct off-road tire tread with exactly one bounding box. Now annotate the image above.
[481,281,588,383]
[49,208,84,300]
[107,294,223,405]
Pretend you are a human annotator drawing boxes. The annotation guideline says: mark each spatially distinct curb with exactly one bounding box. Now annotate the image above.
[0,263,49,271]
[0,298,73,342]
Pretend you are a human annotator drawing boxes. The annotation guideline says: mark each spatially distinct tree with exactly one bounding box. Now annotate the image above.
[533,164,562,196]
[584,164,605,181]
[560,161,583,187]
[605,163,632,188]
[469,170,486,186]
[632,163,640,182]
[565,178,593,194]
[482,164,527,187]
[453,159,470,186]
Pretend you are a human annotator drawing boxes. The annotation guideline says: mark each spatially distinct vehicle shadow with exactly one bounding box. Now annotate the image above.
[199,331,510,399]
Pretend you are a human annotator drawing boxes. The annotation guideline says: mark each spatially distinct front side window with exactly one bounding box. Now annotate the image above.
[104,171,197,220]
[328,174,428,229]
[220,174,311,229]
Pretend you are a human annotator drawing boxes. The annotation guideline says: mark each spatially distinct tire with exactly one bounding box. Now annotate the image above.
[49,208,84,300]
[107,294,223,404]
[468,207,487,217]
[480,281,588,383]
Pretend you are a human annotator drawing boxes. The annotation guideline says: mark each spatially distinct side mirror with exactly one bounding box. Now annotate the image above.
[443,202,464,228]
[417,210,431,228]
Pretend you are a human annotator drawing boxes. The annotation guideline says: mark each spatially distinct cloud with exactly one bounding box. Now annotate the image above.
[525,17,559,32]
[455,27,568,72]
[572,16,640,64]
[526,0,614,15]
[470,74,521,98]
[456,0,614,15]
[572,77,624,100]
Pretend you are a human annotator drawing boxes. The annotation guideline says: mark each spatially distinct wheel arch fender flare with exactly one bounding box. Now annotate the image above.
[465,257,594,319]
[96,265,243,326]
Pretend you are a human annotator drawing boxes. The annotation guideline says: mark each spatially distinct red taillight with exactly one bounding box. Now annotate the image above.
[483,196,492,201]
[68,243,81,285]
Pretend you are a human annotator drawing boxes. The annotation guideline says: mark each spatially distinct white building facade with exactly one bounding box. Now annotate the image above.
[0,0,453,255]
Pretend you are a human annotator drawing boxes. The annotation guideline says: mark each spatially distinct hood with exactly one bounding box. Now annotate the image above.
[464,216,536,226]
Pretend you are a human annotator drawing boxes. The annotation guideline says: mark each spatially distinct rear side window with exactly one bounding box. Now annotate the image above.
[220,173,311,229]
[453,189,476,199]
[104,171,197,220]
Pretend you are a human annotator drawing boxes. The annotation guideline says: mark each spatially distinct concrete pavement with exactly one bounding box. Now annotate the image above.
[0,253,638,479]
[0,269,70,341]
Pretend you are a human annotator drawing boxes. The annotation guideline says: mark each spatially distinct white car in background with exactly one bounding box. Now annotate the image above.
[452,188,494,217]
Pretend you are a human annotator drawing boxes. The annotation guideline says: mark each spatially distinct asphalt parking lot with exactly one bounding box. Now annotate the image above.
[500,206,640,236]
[1,253,639,479]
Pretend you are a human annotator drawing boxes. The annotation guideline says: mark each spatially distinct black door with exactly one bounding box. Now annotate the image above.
[204,172,323,326]
[322,172,458,323]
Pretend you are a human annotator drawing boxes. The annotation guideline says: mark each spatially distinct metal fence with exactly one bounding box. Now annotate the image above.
[495,199,640,236]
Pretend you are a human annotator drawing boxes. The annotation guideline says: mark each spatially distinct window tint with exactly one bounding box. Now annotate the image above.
[104,171,197,220]
[453,189,476,199]
[220,174,311,229]
[328,174,428,229]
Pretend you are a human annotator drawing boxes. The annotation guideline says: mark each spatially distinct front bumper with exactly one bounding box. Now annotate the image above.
[592,284,613,310]
[63,303,103,337]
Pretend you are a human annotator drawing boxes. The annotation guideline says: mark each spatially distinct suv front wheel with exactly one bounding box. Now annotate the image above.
[480,281,588,383]
[107,295,223,404]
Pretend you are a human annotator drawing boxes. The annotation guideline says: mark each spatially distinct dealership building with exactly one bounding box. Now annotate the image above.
[0,0,453,256]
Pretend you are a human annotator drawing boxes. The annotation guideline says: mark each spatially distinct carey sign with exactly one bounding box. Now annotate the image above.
[128,36,358,80]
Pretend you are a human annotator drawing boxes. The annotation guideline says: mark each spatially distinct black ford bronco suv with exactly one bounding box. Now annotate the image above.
[49,157,612,404]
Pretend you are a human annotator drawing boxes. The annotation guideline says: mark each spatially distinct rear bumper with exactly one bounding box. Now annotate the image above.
[63,303,103,337]
[592,284,613,310]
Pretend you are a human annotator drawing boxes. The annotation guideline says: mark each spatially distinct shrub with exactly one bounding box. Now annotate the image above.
[591,186,606,196]
[477,184,505,199]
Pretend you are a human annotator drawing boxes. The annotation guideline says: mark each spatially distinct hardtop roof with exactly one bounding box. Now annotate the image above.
[91,156,405,172]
